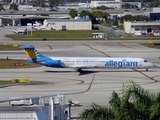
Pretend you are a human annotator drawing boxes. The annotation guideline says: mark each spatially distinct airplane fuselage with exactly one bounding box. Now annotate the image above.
[36,57,154,69]
[21,44,154,71]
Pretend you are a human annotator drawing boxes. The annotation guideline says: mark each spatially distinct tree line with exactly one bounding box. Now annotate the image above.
[69,9,151,26]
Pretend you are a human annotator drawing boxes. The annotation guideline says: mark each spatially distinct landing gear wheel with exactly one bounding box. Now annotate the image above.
[77,69,82,72]
[146,68,148,71]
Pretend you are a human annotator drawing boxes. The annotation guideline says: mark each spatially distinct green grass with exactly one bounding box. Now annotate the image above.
[140,43,160,49]
[6,30,105,41]
[117,25,124,30]
[0,45,22,50]
[27,81,47,85]
[5,30,160,41]
[109,37,160,40]
[0,59,41,69]
[0,58,47,85]
[101,22,112,27]
[0,81,15,85]
[0,80,46,85]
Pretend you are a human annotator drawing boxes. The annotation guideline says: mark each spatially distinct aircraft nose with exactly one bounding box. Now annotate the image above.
[149,62,154,67]
[149,62,159,68]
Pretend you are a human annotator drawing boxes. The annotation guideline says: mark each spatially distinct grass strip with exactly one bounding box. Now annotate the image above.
[0,80,46,85]
[0,45,22,50]
[5,30,110,41]
[109,37,160,40]
[0,59,41,69]
[5,30,160,41]
[140,43,160,49]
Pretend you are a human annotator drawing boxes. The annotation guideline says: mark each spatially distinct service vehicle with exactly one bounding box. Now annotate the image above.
[13,28,27,34]
[9,97,32,106]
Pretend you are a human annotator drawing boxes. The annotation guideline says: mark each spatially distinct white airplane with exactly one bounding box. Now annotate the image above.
[20,45,155,72]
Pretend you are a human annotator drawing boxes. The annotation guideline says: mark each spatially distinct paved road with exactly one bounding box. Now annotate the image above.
[0,27,160,117]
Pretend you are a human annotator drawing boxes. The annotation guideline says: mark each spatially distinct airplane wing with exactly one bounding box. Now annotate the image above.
[0,75,95,103]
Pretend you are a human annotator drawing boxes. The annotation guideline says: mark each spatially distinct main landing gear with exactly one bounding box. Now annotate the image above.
[146,68,148,71]
[77,69,82,72]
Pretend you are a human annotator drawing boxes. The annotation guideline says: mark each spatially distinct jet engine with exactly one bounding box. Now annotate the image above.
[40,60,64,68]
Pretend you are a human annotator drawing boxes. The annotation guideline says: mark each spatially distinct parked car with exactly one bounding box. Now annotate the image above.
[0,24,4,28]
[33,26,45,31]
[153,32,160,36]
[49,8,58,11]
[13,28,27,34]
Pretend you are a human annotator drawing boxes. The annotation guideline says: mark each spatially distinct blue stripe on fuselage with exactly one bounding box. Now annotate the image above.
[28,57,64,68]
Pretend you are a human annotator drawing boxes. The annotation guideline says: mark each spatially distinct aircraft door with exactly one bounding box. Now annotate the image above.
[74,58,77,66]
[83,60,89,64]
[139,60,142,66]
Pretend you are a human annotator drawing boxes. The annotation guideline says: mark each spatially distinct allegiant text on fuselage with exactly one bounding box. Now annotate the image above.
[105,60,138,68]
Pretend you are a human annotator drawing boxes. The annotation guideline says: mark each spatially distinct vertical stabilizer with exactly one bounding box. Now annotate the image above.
[20,45,44,59]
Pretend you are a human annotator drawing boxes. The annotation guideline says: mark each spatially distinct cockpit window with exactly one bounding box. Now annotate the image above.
[144,59,148,62]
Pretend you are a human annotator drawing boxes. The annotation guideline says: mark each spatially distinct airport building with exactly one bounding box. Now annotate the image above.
[123,8,160,36]
[0,13,91,31]
[146,8,160,21]
[43,18,92,30]
[0,15,52,26]
[0,14,71,26]
[121,2,141,8]
[124,21,160,36]
[90,0,121,9]
[11,0,27,4]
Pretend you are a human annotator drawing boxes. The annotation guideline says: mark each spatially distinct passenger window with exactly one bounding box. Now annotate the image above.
[144,59,148,62]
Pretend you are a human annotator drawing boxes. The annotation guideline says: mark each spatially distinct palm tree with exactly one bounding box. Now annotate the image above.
[79,103,114,120]
[109,82,156,120]
[149,92,160,120]
[79,81,160,120]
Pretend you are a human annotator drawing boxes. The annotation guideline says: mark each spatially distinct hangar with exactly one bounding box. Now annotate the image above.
[0,15,70,26]
[90,0,121,9]
[124,20,160,36]
[43,19,92,30]
[0,16,54,26]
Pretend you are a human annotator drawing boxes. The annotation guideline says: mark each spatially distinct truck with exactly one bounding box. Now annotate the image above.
[9,97,33,106]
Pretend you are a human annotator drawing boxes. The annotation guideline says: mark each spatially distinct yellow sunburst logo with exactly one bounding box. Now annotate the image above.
[25,48,40,59]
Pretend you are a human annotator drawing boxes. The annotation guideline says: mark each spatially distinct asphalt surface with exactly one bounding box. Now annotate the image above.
[0,26,160,117]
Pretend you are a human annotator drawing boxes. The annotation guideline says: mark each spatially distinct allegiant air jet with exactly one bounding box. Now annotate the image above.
[20,45,155,72]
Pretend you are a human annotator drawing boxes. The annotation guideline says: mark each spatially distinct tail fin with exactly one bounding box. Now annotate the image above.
[20,45,44,59]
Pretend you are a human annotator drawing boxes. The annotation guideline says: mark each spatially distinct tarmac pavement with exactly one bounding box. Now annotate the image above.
[0,26,160,117]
